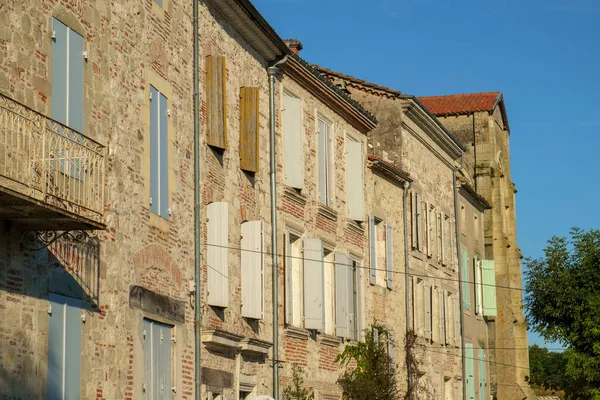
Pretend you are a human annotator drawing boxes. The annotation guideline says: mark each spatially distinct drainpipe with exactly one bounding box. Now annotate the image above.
[402,179,412,395]
[472,114,477,192]
[267,54,288,400]
[193,0,202,398]
[452,152,466,400]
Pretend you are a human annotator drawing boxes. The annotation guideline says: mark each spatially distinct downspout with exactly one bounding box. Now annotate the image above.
[193,0,202,398]
[453,152,466,400]
[402,180,412,394]
[472,114,477,192]
[268,54,288,400]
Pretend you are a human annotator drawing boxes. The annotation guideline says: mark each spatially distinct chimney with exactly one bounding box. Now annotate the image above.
[283,39,303,55]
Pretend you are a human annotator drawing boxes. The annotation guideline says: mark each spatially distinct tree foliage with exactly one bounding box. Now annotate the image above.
[525,228,600,398]
[336,324,399,400]
[282,364,314,400]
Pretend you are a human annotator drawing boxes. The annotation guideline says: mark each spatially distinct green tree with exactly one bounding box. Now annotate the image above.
[336,324,399,400]
[525,228,600,399]
[527,345,566,396]
[282,364,314,400]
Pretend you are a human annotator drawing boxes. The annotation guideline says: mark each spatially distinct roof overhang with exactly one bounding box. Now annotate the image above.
[458,183,492,211]
[367,156,413,184]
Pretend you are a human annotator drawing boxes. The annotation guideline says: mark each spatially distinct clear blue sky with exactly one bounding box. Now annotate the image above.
[253,0,600,348]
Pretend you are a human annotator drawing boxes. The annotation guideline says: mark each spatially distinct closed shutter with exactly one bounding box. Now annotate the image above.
[317,118,330,205]
[453,296,460,347]
[348,260,356,340]
[283,93,303,188]
[439,289,446,345]
[335,253,349,338]
[207,202,229,307]
[462,249,470,310]
[373,327,379,343]
[158,91,169,219]
[149,85,159,215]
[241,220,264,319]
[479,348,486,400]
[52,18,68,125]
[427,206,433,257]
[388,331,396,366]
[385,222,393,289]
[144,320,173,400]
[416,194,423,252]
[411,193,417,249]
[303,238,324,330]
[474,256,481,315]
[424,283,432,341]
[408,277,414,330]
[450,221,457,270]
[68,29,84,132]
[441,213,446,264]
[356,262,363,340]
[465,343,475,399]
[481,260,497,316]
[239,87,260,172]
[206,56,227,149]
[436,212,442,262]
[143,319,152,399]
[284,232,293,324]
[48,293,82,400]
[369,215,377,285]
[347,138,364,221]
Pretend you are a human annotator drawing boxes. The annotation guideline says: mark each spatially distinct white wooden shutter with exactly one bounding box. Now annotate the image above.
[411,193,417,249]
[436,212,442,262]
[416,194,423,252]
[207,202,229,307]
[284,232,294,324]
[385,222,393,289]
[408,277,414,331]
[348,260,356,340]
[356,262,363,340]
[241,220,263,319]
[473,256,480,315]
[424,283,432,341]
[441,213,446,265]
[283,93,303,189]
[453,295,460,346]
[335,252,349,338]
[303,238,324,330]
[482,260,497,317]
[427,206,433,257]
[388,331,395,366]
[439,289,446,345]
[369,215,377,285]
[347,138,364,221]
[451,221,457,270]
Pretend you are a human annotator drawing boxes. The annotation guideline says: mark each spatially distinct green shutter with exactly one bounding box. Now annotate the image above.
[482,260,497,316]
[462,249,470,310]
[479,348,486,400]
[465,343,475,399]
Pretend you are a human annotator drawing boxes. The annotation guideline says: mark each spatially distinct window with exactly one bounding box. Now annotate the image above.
[303,237,324,330]
[369,216,393,288]
[424,283,432,342]
[48,293,82,400]
[206,56,227,149]
[154,0,163,7]
[481,260,497,316]
[52,18,84,132]
[207,202,229,307]
[437,212,443,263]
[460,205,466,235]
[473,256,482,316]
[241,220,264,319]
[335,254,362,340]
[462,249,470,310]
[465,343,475,399]
[410,193,423,251]
[479,349,487,400]
[283,92,303,189]
[474,215,480,243]
[239,87,260,173]
[346,136,364,221]
[450,221,457,270]
[143,319,173,399]
[426,205,434,258]
[438,288,446,346]
[453,294,460,347]
[285,232,304,326]
[317,116,333,206]
[149,85,169,219]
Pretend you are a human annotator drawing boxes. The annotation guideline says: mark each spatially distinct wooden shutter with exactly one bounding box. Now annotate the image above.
[453,296,460,346]
[439,289,446,345]
[427,206,433,257]
[408,277,414,330]
[48,293,82,400]
[348,261,356,340]
[388,331,396,366]
[206,55,227,149]
[369,215,377,285]
[284,232,294,324]
[373,327,379,343]
[465,343,475,399]
[335,253,349,338]
[283,93,303,188]
[239,87,260,172]
[462,249,470,310]
[144,320,173,400]
[317,118,328,205]
[207,202,229,307]
[424,283,432,341]
[303,238,324,330]
[385,222,393,289]
[441,213,447,265]
[356,262,363,340]
[143,319,152,398]
[481,260,497,316]
[451,221,457,269]
[158,92,169,219]
[51,18,68,125]
[149,85,160,215]
[241,220,264,319]
[474,256,482,315]
[347,138,364,221]
[479,348,486,400]
[411,193,417,249]
[416,194,423,252]
[436,212,442,262]
[67,28,84,132]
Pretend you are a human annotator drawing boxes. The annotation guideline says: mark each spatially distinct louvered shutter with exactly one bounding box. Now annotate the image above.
[439,289,446,345]
[356,262,363,340]
[207,202,229,307]
[283,93,303,188]
[239,87,260,172]
[465,343,475,399]
[348,261,356,340]
[241,220,263,319]
[303,238,324,330]
[347,138,364,221]
[284,232,293,324]
[385,222,393,289]
[206,56,227,149]
[369,215,377,285]
[416,194,423,252]
[462,249,470,310]
[335,253,349,338]
[453,296,460,346]
[481,260,497,316]
[424,284,432,341]
[479,348,486,400]
[388,331,396,366]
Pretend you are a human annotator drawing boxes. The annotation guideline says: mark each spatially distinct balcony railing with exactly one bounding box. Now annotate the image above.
[0,93,105,222]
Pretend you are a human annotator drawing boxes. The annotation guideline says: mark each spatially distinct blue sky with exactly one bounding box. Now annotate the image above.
[253,0,600,348]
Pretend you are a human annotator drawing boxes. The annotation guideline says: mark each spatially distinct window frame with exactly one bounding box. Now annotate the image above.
[316,114,334,207]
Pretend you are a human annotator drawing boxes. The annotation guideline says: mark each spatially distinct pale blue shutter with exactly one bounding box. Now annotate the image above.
[159,92,169,219]
[149,85,160,215]
[479,348,486,400]
[462,249,470,310]
[335,253,349,338]
[465,343,475,399]
[241,221,264,319]
[51,18,68,125]
[369,215,376,285]
[154,0,164,7]
[385,222,393,289]
[355,262,363,340]
[48,293,65,400]
[284,232,293,324]
[283,93,303,189]
[482,260,497,316]
[143,319,152,398]
[154,322,172,400]
[347,260,356,340]
[303,238,323,330]
[317,119,327,204]
[207,202,229,307]
[474,256,481,315]
[68,29,84,132]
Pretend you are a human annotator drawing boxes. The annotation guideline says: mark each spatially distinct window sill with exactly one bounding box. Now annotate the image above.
[346,219,364,235]
[319,333,341,347]
[285,325,310,340]
[283,186,307,207]
[317,204,338,221]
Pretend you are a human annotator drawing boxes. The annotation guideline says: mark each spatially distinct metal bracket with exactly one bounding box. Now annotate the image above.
[21,230,99,251]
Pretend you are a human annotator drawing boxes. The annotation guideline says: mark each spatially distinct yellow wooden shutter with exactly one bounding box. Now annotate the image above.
[239,87,260,172]
[206,56,227,149]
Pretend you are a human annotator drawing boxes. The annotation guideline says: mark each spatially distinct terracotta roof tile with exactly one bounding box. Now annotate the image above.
[418,92,501,116]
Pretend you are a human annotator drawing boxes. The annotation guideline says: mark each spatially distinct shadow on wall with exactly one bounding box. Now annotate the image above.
[0,327,44,399]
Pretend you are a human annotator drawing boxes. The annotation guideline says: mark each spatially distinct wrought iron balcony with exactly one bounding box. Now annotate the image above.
[0,92,105,230]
